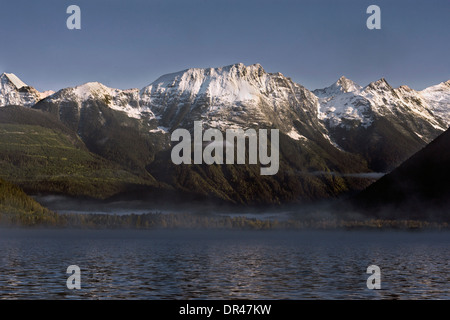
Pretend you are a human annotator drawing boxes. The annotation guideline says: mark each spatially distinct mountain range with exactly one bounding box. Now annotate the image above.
[0,64,449,208]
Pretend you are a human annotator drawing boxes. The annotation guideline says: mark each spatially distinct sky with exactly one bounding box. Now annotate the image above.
[0,0,449,92]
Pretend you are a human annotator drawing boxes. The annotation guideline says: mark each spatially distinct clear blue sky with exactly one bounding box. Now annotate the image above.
[0,0,448,92]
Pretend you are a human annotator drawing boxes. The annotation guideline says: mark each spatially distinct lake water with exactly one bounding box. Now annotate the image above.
[0,229,449,299]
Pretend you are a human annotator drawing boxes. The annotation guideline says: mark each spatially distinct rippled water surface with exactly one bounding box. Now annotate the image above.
[0,229,449,299]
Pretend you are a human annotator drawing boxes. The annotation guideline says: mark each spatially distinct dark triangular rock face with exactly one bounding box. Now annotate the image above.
[353,128,450,221]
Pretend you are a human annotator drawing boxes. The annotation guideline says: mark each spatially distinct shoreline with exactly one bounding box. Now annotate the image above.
[1,211,449,231]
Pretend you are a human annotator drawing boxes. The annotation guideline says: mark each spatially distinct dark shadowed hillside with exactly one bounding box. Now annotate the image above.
[0,106,154,199]
[0,178,57,225]
[352,128,450,221]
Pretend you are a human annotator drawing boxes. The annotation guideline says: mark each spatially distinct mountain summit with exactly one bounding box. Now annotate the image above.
[0,73,52,107]
[419,80,450,125]
[313,75,448,171]
[2,73,27,89]
[40,81,151,120]
[313,76,362,97]
[140,63,321,136]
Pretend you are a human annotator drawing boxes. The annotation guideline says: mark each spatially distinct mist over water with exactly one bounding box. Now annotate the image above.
[0,229,449,299]
[308,171,386,179]
[32,195,301,220]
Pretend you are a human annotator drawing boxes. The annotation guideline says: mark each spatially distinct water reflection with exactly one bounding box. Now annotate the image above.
[0,229,449,299]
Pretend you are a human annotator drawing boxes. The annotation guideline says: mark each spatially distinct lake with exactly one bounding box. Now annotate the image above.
[0,229,449,299]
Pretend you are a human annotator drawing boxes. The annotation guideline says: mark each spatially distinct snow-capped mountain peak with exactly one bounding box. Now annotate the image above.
[360,78,446,131]
[42,81,153,120]
[0,72,45,107]
[314,76,371,128]
[314,74,450,136]
[335,76,361,93]
[72,81,111,100]
[142,63,268,105]
[1,72,28,89]
[364,78,392,92]
[140,63,320,133]
[419,80,450,125]
[313,76,361,98]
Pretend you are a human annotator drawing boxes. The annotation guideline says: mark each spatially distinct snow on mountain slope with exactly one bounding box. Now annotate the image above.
[314,76,372,128]
[313,76,362,98]
[3,73,27,89]
[0,73,44,107]
[140,63,322,135]
[420,80,450,126]
[314,77,448,134]
[312,76,449,171]
[389,84,446,130]
[4,67,448,148]
[39,90,55,99]
[44,82,154,119]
